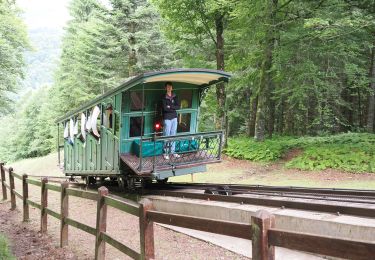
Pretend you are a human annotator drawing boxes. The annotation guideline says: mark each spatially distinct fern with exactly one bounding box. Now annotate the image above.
[225,133,375,173]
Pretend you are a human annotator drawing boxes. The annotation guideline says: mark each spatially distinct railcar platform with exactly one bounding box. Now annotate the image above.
[120,151,220,175]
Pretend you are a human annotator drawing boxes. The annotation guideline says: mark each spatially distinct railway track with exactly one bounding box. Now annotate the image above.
[143,182,375,218]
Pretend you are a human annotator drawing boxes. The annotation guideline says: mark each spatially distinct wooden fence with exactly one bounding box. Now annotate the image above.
[1,163,375,260]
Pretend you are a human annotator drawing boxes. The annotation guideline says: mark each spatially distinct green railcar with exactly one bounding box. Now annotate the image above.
[56,68,230,189]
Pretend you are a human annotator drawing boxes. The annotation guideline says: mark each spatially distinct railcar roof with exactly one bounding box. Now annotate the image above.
[56,68,231,123]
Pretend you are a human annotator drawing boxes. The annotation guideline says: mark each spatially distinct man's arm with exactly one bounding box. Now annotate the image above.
[171,96,180,110]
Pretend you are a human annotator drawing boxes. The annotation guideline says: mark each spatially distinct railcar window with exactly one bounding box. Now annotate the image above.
[129,116,144,137]
[178,90,193,109]
[96,118,101,135]
[114,113,120,137]
[103,105,113,129]
[177,113,191,133]
[130,91,145,111]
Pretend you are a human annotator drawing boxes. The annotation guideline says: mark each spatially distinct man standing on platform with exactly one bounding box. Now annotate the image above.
[162,81,180,160]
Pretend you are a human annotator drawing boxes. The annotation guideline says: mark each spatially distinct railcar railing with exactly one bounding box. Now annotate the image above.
[1,163,375,260]
[128,131,223,173]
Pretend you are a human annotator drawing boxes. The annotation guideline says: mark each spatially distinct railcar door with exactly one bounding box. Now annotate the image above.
[100,94,121,172]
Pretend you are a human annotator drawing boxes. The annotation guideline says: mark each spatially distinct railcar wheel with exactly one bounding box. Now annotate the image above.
[204,188,219,195]
[156,178,168,184]
[117,176,126,191]
[218,185,232,196]
[126,177,135,191]
[84,176,96,186]
[89,176,96,185]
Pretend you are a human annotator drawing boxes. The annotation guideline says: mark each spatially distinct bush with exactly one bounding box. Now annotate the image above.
[225,133,375,173]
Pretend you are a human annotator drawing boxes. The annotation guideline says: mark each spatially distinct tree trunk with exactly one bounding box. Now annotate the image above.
[367,39,375,132]
[128,21,137,77]
[254,0,278,142]
[267,81,275,138]
[248,95,258,137]
[215,13,228,146]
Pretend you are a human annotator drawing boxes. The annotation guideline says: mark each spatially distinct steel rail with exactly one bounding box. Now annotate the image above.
[226,190,375,205]
[155,182,375,198]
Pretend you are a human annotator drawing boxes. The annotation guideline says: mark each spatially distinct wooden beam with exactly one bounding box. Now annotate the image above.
[45,183,62,192]
[104,196,139,216]
[41,178,48,233]
[26,178,42,187]
[139,199,154,260]
[26,199,41,209]
[22,174,29,222]
[9,167,16,210]
[65,217,96,236]
[146,210,252,239]
[1,163,7,200]
[13,190,22,199]
[45,207,61,220]
[95,186,109,260]
[3,182,10,190]
[11,171,23,180]
[101,232,141,260]
[251,210,275,260]
[60,182,69,247]
[66,188,98,201]
[268,229,375,260]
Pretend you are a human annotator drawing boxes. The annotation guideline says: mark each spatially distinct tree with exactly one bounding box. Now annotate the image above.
[109,0,176,77]
[152,0,231,139]
[0,1,29,113]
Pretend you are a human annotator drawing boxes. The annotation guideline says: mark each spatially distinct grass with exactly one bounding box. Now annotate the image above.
[7,152,63,177]
[224,133,375,173]
[0,234,15,260]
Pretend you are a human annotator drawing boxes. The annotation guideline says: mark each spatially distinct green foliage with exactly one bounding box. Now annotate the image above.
[225,136,294,161]
[225,133,375,173]
[2,0,375,164]
[23,27,63,90]
[0,1,29,113]
[224,0,375,137]
[0,86,54,162]
[0,0,179,162]
[0,234,15,260]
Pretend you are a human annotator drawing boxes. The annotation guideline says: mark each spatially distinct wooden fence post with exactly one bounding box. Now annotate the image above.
[0,163,7,200]
[22,174,29,222]
[8,167,16,210]
[95,186,109,260]
[251,210,275,260]
[139,198,155,260]
[41,178,48,232]
[60,181,69,247]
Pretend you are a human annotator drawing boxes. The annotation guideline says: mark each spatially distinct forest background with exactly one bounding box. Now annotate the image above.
[0,0,374,171]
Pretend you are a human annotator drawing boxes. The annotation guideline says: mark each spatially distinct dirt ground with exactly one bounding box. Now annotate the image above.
[172,155,375,189]
[0,201,77,259]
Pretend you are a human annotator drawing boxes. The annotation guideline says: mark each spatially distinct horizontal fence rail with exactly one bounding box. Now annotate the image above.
[147,210,252,239]
[101,232,141,260]
[66,187,98,201]
[1,162,375,260]
[268,229,375,260]
[104,196,139,216]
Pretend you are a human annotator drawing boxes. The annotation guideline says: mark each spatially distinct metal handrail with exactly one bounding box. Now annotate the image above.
[134,131,223,173]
